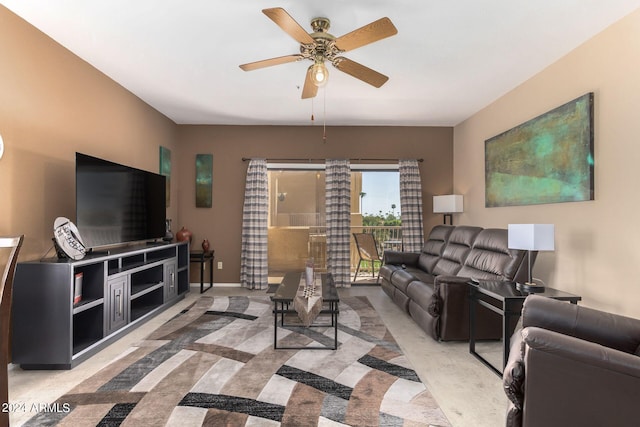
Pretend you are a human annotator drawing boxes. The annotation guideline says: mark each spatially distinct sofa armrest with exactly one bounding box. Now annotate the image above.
[428,276,470,317]
[504,326,640,427]
[503,329,526,427]
[523,295,640,354]
[382,250,420,266]
[517,326,640,427]
[523,326,640,378]
[428,275,478,340]
[433,275,472,285]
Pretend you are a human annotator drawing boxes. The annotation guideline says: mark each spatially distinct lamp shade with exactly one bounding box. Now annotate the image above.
[433,195,463,213]
[508,224,555,251]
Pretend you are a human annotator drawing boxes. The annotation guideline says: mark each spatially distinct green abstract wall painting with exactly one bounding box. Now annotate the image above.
[485,93,594,207]
[196,154,213,208]
[159,146,171,207]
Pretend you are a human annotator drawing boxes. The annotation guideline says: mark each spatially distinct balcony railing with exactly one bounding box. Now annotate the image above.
[268,225,402,275]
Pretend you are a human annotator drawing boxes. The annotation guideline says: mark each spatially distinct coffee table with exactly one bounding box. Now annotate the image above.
[270,271,339,350]
[469,280,581,376]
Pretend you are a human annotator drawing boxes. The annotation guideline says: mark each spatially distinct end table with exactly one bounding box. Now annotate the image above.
[189,250,214,293]
[469,280,581,376]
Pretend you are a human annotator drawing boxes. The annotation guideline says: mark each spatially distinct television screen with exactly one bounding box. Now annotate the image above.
[76,153,166,249]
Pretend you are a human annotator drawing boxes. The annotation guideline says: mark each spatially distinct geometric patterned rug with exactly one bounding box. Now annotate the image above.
[24,296,451,426]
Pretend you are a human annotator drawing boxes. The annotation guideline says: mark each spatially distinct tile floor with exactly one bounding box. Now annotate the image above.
[8,285,507,427]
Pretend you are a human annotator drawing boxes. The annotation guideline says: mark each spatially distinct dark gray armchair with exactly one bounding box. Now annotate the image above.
[503,295,640,427]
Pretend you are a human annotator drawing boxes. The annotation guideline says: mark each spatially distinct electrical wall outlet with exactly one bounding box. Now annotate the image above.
[217,261,223,270]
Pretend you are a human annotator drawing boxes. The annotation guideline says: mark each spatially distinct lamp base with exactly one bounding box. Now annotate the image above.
[516,282,546,293]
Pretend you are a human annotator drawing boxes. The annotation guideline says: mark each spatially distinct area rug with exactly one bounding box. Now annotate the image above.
[25,296,451,426]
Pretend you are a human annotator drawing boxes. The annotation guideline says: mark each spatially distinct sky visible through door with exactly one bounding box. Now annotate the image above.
[361,171,400,217]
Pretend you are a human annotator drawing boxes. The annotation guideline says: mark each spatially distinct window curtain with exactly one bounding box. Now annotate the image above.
[399,159,424,252]
[325,159,351,288]
[240,159,268,289]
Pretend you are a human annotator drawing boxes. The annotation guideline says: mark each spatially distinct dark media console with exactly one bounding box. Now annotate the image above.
[11,241,189,369]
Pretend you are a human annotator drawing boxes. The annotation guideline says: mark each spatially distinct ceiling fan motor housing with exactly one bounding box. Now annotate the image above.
[301,18,342,66]
[311,17,331,33]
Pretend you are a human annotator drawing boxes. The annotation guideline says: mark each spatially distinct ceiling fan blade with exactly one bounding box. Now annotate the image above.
[263,8,315,45]
[239,54,303,71]
[302,68,318,99]
[333,57,389,88]
[334,17,398,52]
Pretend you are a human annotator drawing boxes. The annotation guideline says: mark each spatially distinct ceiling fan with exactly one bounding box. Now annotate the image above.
[239,7,398,99]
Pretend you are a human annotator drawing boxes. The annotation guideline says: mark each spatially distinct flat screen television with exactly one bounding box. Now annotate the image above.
[76,152,166,249]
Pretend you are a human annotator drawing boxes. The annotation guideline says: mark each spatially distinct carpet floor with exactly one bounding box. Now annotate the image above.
[24,295,451,426]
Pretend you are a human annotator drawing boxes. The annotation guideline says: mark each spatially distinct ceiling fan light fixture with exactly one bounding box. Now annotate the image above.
[310,61,329,87]
[243,8,397,98]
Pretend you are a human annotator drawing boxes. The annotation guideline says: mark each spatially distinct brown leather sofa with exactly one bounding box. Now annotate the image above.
[504,295,640,427]
[380,224,532,341]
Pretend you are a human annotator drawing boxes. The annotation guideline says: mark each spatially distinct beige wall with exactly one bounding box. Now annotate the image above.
[454,9,640,317]
[8,1,637,313]
[0,5,453,284]
[176,125,453,283]
[0,6,179,259]
[7,1,638,310]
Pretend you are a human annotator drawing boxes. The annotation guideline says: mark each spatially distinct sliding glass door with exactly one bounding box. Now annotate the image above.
[268,169,326,276]
[267,166,401,281]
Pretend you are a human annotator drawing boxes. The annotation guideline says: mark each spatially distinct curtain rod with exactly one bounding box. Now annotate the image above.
[241,158,423,163]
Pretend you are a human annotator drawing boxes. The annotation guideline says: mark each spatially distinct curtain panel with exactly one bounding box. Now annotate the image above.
[325,159,351,288]
[399,159,424,252]
[240,159,269,289]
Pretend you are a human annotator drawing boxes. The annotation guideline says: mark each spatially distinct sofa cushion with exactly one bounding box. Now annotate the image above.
[406,280,436,311]
[392,268,435,294]
[458,228,524,280]
[379,264,403,282]
[417,225,454,273]
[432,226,482,276]
[408,299,439,340]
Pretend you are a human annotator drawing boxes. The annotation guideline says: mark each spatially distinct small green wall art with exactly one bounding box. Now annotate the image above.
[485,92,594,207]
[159,146,171,207]
[195,154,213,208]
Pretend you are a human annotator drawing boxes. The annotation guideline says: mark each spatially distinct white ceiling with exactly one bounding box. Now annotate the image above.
[4,1,640,126]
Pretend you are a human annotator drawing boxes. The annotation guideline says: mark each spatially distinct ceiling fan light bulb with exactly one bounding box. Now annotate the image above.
[310,62,329,87]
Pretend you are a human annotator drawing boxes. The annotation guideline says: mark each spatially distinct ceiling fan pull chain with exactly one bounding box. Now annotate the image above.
[323,87,327,143]
[311,97,315,124]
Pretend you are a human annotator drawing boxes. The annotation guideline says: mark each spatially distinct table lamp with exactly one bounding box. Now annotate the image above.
[508,224,555,292]
[433,195,463,225]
